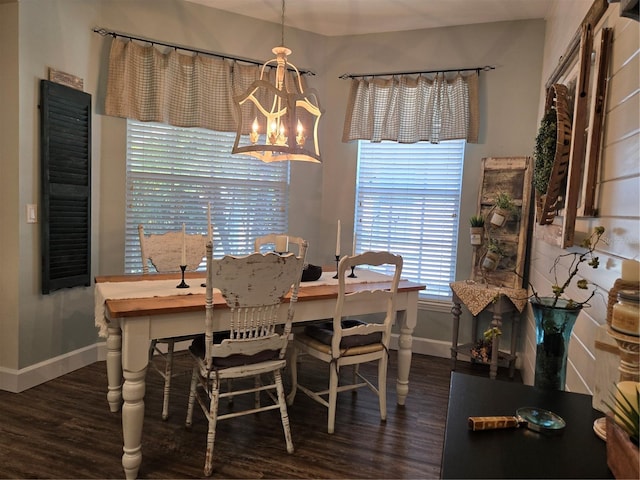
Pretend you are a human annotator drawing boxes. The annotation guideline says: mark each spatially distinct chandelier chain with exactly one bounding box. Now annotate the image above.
[281,0,285,47]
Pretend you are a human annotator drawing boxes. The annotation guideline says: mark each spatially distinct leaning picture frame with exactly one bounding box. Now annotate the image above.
[536,0,608,248]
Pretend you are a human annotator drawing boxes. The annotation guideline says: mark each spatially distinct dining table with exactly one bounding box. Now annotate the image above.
[94,268,425,479]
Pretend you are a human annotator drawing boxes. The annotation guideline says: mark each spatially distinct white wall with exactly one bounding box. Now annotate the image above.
[523,1,640,392]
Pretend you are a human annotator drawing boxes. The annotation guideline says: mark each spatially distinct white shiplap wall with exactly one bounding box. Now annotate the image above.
[522,3,640,393]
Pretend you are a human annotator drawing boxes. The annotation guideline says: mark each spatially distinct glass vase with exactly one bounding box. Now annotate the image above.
[531,297,582,390]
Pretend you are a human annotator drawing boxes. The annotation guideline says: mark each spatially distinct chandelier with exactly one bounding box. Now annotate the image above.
[232,0,323,163]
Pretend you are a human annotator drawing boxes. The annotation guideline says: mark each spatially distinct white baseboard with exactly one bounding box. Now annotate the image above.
[389,334,452,358]
[0,335,457,394]
[0,343,104,393]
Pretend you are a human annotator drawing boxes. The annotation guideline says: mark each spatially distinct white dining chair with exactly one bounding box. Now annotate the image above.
[287,251,403,434]
[138,224,206,420]
[185,242,306,476]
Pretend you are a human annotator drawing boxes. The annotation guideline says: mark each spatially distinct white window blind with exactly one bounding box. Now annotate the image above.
[355,140,464,300]
[125,120,289,273]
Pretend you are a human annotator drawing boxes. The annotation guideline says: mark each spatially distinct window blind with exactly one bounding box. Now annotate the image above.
[125,120,289,273]
[355,140,464,299]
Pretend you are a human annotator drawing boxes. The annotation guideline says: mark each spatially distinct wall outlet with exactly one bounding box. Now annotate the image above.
[27,204,37,224]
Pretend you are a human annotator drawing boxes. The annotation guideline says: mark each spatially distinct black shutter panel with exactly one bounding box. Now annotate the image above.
[40,80,91,294]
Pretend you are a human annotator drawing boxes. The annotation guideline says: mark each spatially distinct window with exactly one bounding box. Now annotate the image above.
[354,140,465,301]
[125,120,289,273]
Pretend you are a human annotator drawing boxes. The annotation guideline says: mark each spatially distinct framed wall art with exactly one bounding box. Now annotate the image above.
[535,0,609,248]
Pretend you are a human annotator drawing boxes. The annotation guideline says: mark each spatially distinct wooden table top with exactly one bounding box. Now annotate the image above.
[95,271,425,318]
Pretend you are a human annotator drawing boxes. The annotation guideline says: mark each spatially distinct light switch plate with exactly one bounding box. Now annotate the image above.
[27,204,37,223]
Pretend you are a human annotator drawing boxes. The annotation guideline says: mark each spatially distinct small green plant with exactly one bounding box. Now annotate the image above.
[469,215,484,227]
[530,226,605,309]
[494,192,514,211]
[605,383,639,445]
[470,327,503,363]
[487,238,503,255]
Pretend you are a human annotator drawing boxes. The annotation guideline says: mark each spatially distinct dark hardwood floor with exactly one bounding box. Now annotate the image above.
[0,352,521,479]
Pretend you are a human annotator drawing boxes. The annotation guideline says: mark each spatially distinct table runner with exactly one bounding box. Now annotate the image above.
[95,269,394,337]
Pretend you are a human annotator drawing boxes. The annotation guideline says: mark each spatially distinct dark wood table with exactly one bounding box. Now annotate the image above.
[441,372,613,479]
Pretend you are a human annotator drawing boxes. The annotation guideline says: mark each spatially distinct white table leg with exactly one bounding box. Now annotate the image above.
[120,319,151,480]
[122,367,146,480]
[396,292,418,405]
[106,325,123,412]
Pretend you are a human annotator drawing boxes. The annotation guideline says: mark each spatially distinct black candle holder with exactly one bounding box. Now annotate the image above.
[333,255,340,279]
[348,266,357,278]
[177,265,189,289]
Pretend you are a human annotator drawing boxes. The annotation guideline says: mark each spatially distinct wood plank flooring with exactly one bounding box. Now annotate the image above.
[0,352,521,479]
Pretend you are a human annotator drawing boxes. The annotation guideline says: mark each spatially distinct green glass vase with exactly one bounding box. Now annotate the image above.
[531,298,582,390]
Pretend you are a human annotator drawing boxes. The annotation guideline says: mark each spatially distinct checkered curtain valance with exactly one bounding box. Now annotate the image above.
[104,37,305,133]
[342,72,479,144]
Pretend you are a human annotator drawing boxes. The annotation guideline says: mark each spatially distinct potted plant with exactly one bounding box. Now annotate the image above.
[469,215,484,246]
[470,326,502,363]
[489,192,514,227]
[605,382,639,479]
[527,226,605,390]
[482,239,503,271]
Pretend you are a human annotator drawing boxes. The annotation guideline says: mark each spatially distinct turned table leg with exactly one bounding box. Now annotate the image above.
[106,325,123,412]
[396,291,418,406]
[122,367,147,480]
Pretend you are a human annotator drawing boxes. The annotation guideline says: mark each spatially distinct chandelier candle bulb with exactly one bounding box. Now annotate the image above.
[336,220,341,256]
[250,118,259,144]
[296,120,305,146]
[181,223,186,266]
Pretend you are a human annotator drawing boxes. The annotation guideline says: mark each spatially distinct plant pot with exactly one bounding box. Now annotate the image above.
[606,414,640,479]
[489,207,509,227]
[531,297,582,390]
[482,251,501,271]
[470,227,484,246]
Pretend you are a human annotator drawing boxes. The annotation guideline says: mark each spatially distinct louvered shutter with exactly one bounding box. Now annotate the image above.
[355,140,464,299]
[40,80,92,294]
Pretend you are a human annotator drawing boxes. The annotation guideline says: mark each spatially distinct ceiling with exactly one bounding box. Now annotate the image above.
[184,0,556,36]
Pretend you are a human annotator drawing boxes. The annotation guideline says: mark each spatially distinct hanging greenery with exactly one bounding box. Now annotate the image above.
[533,108,557,196]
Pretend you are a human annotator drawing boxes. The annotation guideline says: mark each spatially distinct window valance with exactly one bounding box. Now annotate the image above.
[342,72,479,144]
[104,37,305,133]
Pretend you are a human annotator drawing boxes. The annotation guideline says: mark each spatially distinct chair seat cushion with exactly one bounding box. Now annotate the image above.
[189,334,280,368]
[303,319,382,348]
